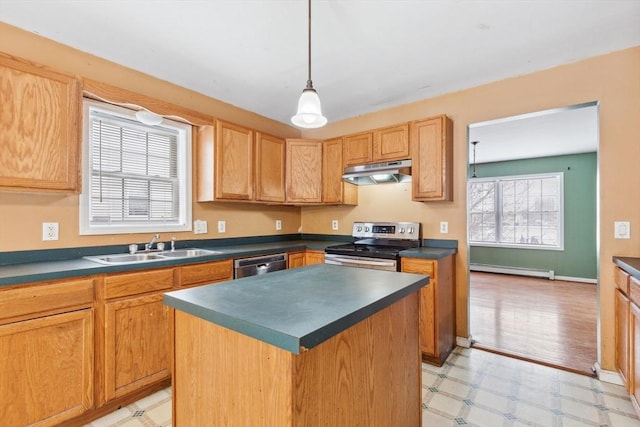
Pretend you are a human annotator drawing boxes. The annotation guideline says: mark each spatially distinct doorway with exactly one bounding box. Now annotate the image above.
[466,102,599,375]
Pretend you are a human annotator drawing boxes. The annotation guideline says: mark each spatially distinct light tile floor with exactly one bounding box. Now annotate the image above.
[87,347,640,426]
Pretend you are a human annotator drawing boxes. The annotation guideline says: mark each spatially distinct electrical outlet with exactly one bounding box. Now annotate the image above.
[332,220,339,231]
[42,222,59,241]
[440,221,449,234]
[614,221,631,239]
[276,219,282,230]
[217,220,226,233]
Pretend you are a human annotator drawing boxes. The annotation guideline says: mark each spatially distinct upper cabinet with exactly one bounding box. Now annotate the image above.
[323,138,357,205]
[197,120,254,202]
[343,132,373,166]
[255,132,285,203]
[410,115,453,201]
[0,53,81,192]
[343,123,409,167]
[215,120,254,201]
[373,123,410,162]
[285,139,322,204]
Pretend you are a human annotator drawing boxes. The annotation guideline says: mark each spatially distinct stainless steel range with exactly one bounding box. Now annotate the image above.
[324,221,421,271]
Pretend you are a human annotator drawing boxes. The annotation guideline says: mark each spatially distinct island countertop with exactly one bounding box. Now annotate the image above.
[164,264,429,354]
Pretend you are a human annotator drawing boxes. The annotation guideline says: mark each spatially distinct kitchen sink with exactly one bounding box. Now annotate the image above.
[160,248,219,258]
[84,248,222,265]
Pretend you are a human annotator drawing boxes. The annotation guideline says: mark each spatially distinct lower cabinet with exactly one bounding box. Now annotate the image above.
[178,259,233,287]
[401,255,455,365]
[288,251,306,269]
[288,250,325,269]
[99,268,174,405]
[305,250,325,266]
[631,301,640,412]
[0,309,94,427]
[614,264,640,417]
[616,288,630,388]
[103,293,172,401]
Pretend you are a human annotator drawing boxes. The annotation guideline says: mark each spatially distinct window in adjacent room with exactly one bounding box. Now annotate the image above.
[80,99,192,235]
[468,172,564,250]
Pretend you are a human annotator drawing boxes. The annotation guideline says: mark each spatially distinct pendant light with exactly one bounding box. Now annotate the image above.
[470,141,479,178]
[291,0,327,129]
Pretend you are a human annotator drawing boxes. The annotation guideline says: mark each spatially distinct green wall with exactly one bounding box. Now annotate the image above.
[469,152,597,280]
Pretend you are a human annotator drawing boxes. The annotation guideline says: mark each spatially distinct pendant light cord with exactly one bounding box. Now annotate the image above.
[307,0,312,87]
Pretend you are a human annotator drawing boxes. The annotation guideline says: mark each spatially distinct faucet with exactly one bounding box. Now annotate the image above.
[145,234,160,251]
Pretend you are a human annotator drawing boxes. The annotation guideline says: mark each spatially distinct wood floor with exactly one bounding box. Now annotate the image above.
[469,272,597,376]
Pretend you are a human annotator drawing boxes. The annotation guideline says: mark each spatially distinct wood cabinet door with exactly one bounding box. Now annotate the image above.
[179,260,233,287]
[255,132,285,203]
[373,123,409,162]
[0,309,93,427]
[401,258,437,356]
[305,250,325,266]
[322,138,345,204]
[104,293,171,401]
[285,139,322,204]
[343,132,373,167]
[410,115,453,201]
[631,302,640,410]
[0,54,81,192]
[215,120,254,200]
[616,289,631,389]
[288,252,306,269]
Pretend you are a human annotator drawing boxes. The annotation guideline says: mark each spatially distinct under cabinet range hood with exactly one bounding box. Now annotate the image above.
[342,159,412,185]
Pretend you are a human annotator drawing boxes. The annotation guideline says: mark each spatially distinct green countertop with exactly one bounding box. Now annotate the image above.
[164,264,429,354]
[0,238,456,287]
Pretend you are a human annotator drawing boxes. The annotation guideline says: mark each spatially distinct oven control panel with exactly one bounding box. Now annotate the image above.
[352,222,420,240]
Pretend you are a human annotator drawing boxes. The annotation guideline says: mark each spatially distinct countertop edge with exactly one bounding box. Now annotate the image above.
[613,256,640,280]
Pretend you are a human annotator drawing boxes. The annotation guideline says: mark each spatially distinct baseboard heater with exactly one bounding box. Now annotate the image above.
[470,263,555,280]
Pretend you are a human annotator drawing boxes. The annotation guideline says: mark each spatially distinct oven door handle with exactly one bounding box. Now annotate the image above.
[325,256,396,267]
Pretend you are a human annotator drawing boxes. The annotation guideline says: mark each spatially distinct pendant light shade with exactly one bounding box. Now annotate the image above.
[291,0,327,129]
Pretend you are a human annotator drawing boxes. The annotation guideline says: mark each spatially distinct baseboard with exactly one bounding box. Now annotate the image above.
[554,275,597,284]
[470,263,554,279]
[593,361,625,385]
[456,335,473,348]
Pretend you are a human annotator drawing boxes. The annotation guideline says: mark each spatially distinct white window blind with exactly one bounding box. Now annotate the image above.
[468,173,563,250]
[80,100,192,235]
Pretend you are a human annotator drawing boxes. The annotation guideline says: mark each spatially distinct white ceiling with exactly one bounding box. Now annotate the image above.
[2,0,639,129]
[468,103,599,164]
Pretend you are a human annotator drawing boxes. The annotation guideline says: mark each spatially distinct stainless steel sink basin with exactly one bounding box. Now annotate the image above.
[160,248,221,258]
[84,248,221,265]
[84,253,167,265]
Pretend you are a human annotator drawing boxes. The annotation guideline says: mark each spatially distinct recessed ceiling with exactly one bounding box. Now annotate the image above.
[2,1,639,127]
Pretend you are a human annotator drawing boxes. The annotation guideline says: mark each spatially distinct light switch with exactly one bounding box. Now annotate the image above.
[194,219,208,234]
[614,221,631,239]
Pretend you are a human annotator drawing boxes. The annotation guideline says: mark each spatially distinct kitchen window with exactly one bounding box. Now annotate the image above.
[468,173,564,250]
[80,99,192,235]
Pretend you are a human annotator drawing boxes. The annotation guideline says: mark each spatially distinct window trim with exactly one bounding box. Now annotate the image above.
[468,172,564,251]
[80,99,192,235]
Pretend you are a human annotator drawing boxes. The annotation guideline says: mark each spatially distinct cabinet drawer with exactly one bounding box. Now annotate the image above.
[616,267,631,295]
[631,276,640,307]
[0,278,94,323]
[179,260,233,287]
[103,268,174,299]
[401,258,435,276]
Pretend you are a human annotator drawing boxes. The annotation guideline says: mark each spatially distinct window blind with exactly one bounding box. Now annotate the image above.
[88,113,180,225]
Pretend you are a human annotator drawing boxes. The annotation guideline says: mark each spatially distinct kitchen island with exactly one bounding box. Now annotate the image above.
[164,264,429,426]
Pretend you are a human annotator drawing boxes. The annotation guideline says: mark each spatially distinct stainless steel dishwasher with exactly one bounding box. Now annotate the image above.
[233,253,287,279]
